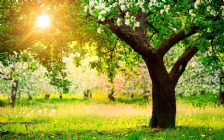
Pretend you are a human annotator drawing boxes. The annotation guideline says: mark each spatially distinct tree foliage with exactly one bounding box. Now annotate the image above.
[84,0,224,128]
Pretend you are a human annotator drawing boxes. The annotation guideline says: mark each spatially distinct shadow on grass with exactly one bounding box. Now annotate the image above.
[1,126,223,140]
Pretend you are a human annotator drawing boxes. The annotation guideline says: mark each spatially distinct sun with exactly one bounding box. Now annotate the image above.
[36,14,50,28]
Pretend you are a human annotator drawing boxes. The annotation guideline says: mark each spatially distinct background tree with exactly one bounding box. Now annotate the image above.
[85,0,224,128]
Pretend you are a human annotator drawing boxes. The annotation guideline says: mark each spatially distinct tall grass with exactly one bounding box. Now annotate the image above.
[0,95,224,139]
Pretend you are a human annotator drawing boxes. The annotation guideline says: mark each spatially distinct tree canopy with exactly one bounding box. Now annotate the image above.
[84,0,224,128]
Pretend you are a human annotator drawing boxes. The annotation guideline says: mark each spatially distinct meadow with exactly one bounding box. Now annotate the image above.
[0,94,224,140]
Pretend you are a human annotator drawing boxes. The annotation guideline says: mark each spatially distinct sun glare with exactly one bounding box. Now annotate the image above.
[36,14,50,28]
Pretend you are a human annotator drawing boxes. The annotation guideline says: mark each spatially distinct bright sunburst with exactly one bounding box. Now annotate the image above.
[36,14,50,28]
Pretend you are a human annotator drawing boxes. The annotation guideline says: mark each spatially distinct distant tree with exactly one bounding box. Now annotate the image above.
[0,0,75,100]
[201,40,223,103]
[84,0,224,128]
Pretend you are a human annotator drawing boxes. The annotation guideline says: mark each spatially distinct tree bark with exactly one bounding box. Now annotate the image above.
[220,76,224,104]
[150,81,176,128]
[59,92,63,99]
[10,79,19,107]
[144,56,176,128]
[45,94,50,100]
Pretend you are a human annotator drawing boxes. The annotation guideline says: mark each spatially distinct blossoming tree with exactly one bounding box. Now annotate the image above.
[84,0,224,128]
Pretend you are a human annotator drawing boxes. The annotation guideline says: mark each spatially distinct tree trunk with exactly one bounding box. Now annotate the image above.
[10,79,19,107]
[45,94,50,100]
[108,88,115,101]
[59,92,63,99]
[28,94,33,101]
[150,82,176,128]
[10,94,16,107]
[220,76,224,104]
[144,57,177,128]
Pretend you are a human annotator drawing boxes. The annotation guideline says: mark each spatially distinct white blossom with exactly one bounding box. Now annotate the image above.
[125,19,130,25]
[99,10,107,15]
[89,1,94,7]
[189,9,196,17]
[120,5,126,11]
[194,0,201,9]
[112,2,118,7]
[210,10,217,16]
[134,21,140,28]
[131,16,136,21]
[116,18,122,26]
[119,0,125,4]
[160,9,164,14]
[207,6,211,12]
[97,27,102,34]
[164,5,170,13]
[84,6,88,13]
[125,12,130,18]
[221,6,224,17]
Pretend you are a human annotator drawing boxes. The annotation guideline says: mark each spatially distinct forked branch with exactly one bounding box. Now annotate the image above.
[158,24,198,57]
[169,46,198,83]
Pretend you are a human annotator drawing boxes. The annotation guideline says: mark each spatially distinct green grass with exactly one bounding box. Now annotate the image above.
[0,94,224,140]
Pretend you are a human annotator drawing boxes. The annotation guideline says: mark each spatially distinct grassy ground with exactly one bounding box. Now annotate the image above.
[0,94,224,140]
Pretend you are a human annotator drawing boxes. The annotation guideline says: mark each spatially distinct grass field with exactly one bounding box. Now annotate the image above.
[0,94,224,140]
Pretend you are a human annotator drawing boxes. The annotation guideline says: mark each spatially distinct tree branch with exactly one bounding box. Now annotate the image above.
[169,46,198,83]
[99,19,156,59]
[158,24,198,57]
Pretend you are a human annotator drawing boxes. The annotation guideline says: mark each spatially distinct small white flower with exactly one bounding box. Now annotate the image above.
[120,5,126,11]
[134,21,140,27]
[119,0,125,4]
[131,16,136,21]
[189,9,195,17]
[210,10,217,16]
[89,1,94,7]
[160,9,164,14]
[112,2,118,7]
[164,5,170,13]
[194,1,200,9]
[116,18,122,26]
[125,19,130,25]
[207,6,211,12]
[125,12,130,17]
[97,28,102,34]
[100,10,107,15]
[84,6,88,13]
